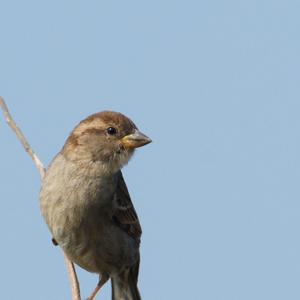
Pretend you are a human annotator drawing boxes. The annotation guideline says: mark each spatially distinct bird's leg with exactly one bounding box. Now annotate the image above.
[86,273,109,300]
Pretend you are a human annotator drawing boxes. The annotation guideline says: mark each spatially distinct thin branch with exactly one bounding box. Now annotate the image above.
[0,97,45,179]
[0,96,81,300]
[65,256,81,300]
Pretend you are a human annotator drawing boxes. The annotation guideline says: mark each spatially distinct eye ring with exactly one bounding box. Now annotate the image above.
[106,127,117,135]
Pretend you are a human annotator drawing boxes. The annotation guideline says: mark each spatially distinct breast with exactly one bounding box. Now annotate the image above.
[40,153,116,229]
[39,153,138,274]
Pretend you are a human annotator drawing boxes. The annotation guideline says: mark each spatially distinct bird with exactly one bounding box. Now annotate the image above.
[39,111,151,300]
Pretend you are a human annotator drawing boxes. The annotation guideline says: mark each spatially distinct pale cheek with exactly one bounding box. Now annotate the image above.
[117,149,134,168]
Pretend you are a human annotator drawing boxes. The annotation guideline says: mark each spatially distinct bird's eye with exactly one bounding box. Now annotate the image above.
[106,127,117,135]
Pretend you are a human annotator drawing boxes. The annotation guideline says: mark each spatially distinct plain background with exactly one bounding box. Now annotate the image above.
[1,1,300,299]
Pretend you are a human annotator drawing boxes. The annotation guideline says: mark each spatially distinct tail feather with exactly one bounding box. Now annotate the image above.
[111,262,141,300]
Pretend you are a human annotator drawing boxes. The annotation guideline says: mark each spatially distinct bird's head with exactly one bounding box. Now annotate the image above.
[62,111,151,173]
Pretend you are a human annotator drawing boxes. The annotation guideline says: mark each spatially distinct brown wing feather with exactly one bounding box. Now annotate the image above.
[113,172,142,240]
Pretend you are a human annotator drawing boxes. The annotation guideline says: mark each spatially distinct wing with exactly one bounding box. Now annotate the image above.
[113,171,142,241]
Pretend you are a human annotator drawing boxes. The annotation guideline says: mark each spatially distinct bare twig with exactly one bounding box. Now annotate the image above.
[0,97,81,300]
[0,97,46,179]
[65,255,81,300]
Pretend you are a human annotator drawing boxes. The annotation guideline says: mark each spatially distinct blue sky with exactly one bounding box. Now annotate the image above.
[1,1,300,299]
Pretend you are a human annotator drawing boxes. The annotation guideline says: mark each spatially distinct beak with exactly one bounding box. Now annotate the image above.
[121,130,152,149]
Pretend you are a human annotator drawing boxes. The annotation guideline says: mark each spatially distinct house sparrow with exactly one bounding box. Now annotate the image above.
[39,111,151,300]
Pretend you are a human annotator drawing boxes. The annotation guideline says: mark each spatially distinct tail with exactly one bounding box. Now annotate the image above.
[111,262,141,300]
